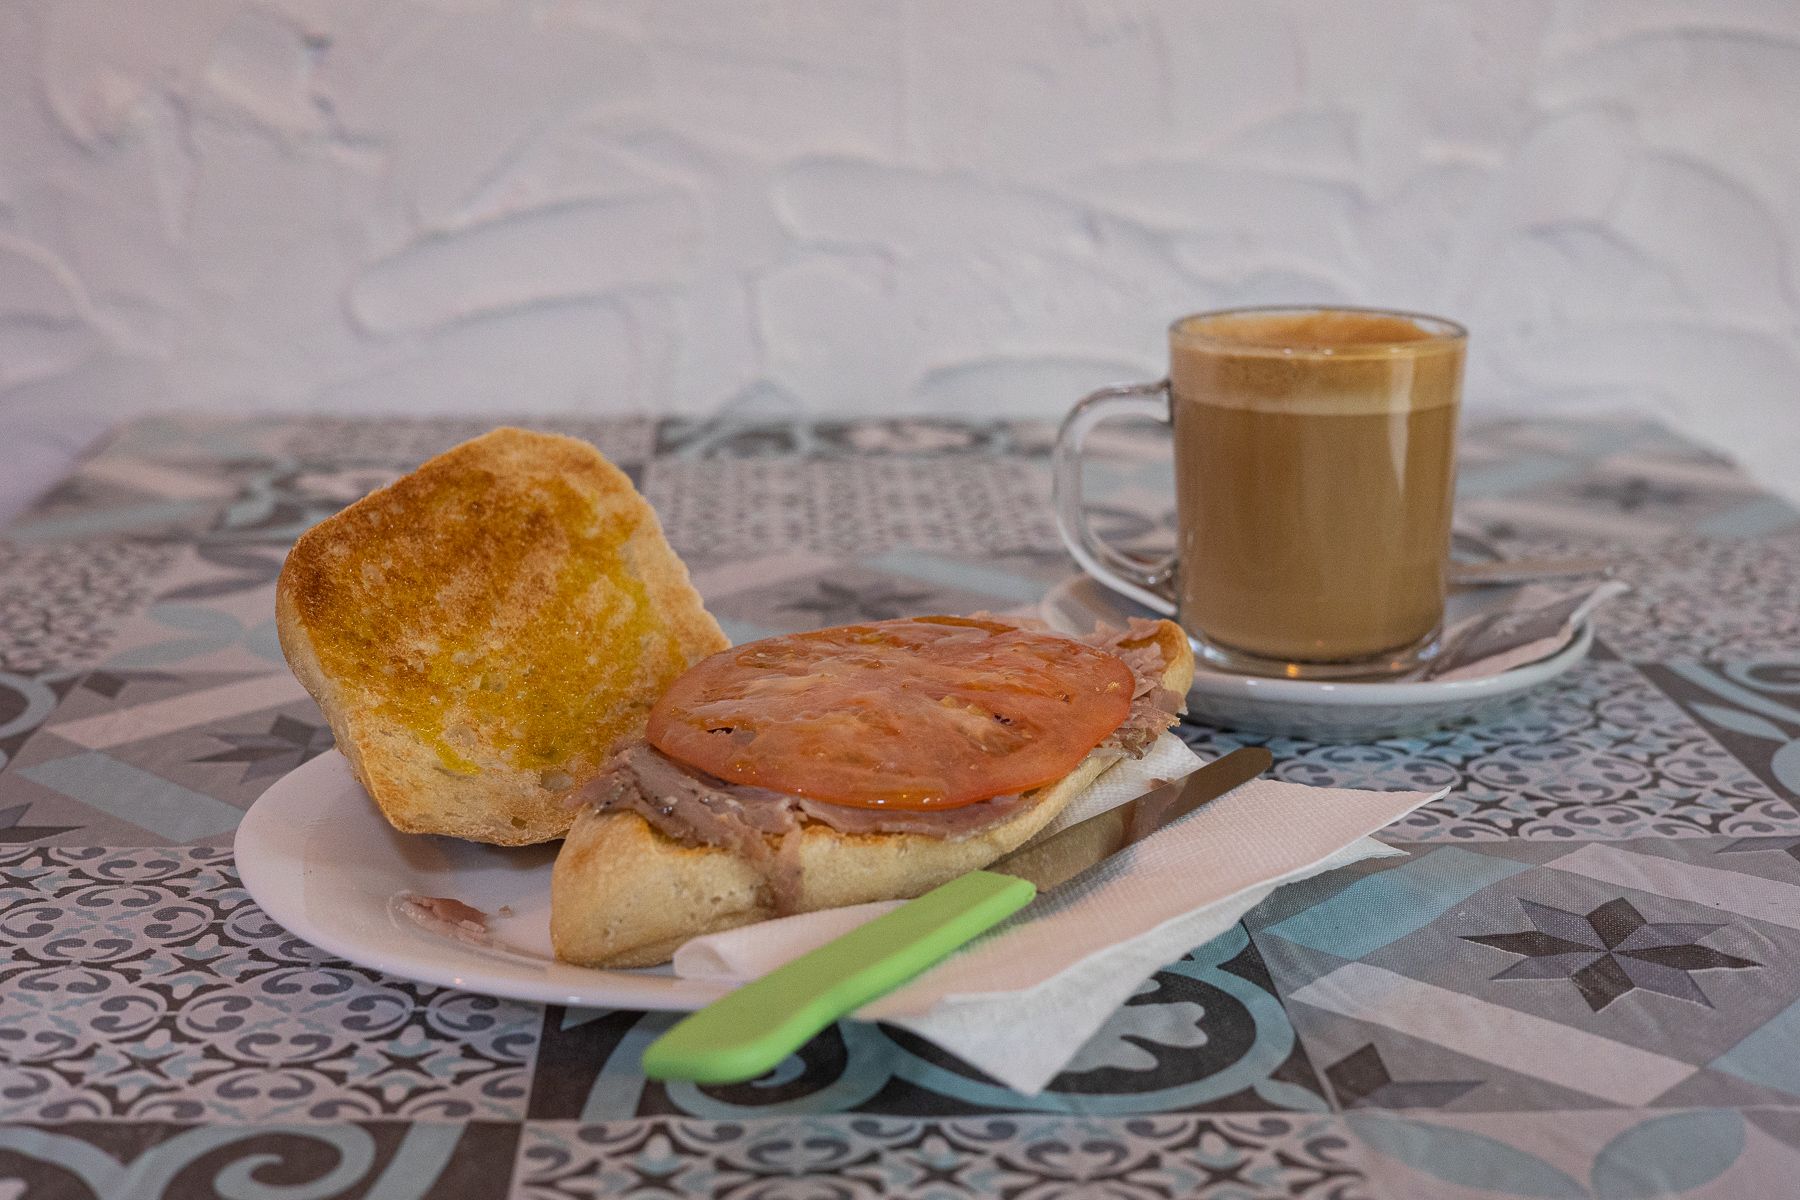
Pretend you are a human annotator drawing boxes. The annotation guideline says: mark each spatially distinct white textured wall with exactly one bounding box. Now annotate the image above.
[3,1,1798,500]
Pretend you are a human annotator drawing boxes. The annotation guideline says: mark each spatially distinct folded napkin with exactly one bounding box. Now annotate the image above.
[674,732,1446,1094]
[1423,578,1629,681]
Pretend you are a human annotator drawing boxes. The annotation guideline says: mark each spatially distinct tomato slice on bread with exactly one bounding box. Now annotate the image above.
[645,616,1135,809]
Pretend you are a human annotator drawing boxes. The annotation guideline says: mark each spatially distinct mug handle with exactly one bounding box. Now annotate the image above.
[1052,380,1179,616]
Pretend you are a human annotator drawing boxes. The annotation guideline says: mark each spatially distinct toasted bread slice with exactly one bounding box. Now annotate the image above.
[550,619,1194,967]
[277,428,729,845]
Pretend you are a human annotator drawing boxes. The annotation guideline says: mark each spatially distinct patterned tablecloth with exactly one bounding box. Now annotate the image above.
[4,413,1800,1200]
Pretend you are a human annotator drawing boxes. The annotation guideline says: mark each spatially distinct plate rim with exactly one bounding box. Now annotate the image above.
[233,750,728,1011]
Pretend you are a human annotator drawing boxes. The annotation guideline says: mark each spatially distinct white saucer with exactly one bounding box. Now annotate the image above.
[1041,575,1592,741]
[234,749,731,1010]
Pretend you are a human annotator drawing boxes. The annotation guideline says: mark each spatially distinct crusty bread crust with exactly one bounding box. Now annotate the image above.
[277,428,729,846]
[550,619,1195,967]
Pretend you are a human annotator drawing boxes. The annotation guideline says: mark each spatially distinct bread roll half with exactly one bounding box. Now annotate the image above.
[277,428,728,846]
[551,619,1195,967]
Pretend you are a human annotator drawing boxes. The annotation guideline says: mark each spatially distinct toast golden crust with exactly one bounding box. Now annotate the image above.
[277,428,729,845]
[550,619,1194,966]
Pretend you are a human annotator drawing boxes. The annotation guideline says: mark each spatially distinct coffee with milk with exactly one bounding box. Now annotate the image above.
[1169,310,1464,669]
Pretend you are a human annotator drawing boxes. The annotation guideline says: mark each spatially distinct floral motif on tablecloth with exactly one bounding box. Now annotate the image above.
[1598,539,1800,662]
[516,1114,1370,1199]
[641,459,1059,562]
[0,1120,521,1200]
[167,459,404,576]
[1638,660,1800,807]
[0,849,537,1122]
[1178,660,1800,842]
[529,927,1327,1121]
[282,414,659,467]
[0,541,178,674]
[653,417,1054,460]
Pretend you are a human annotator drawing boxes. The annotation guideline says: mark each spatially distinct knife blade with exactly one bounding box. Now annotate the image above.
[987,745,1272,892]
[640,746,1273,1084]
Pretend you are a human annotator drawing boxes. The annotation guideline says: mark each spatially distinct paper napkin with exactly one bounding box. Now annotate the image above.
[673,732,1446,1094]
[1425,579,1629,681]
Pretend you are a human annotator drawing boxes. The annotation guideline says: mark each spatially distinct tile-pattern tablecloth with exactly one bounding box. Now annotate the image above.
[3,413,1800,1199]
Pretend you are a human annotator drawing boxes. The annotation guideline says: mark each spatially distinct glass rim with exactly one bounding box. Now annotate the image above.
[1169,305,1468,358]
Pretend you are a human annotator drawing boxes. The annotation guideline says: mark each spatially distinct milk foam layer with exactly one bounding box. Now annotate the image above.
[1171,310,1464,416]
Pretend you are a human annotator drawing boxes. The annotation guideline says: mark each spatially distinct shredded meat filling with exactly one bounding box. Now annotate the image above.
[574,618,1183,913]
[397,893,495,947]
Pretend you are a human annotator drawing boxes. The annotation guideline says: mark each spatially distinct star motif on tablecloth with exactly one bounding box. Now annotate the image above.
[81,669,183,700]
[192,714,333,781]
[1325,1044,1481,1109]
[0,801,80,843]
[1463,898,1759,1012]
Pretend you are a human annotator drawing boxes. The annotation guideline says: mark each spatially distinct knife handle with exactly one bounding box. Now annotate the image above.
[640,871,1036,1084]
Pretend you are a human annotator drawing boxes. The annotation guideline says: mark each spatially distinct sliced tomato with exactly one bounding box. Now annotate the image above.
[645,615,1135,809]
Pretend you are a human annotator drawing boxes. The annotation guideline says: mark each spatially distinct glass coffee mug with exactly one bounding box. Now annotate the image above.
[1055,306,1467,679]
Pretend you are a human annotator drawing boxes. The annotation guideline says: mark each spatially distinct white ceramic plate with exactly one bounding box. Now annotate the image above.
[1042,575,1592,741]
[234,749,731,1010]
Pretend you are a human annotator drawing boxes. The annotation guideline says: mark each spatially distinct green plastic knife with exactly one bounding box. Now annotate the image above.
[640,745,1273,1084]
